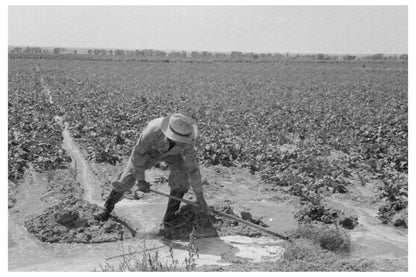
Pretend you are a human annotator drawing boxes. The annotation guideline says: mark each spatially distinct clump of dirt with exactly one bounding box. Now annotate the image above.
[25,198,131,243]
[378,201,408,228]
[295,203,358,230]
[159,204,269,240]
[240,211,270,227]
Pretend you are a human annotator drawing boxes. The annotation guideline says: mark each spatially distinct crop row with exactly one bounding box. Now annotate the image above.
[8,61,71,181]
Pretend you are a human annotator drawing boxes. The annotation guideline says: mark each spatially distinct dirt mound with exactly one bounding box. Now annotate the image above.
[295,203,358,230]
[159,204,270,240]
[25,198,132,243]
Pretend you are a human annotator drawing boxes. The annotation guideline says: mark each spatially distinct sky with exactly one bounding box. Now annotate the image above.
[8,5,408,55]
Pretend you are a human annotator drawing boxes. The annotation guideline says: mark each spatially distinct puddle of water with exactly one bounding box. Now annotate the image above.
[242,200,298,234]
[114,199,166,233]
[10,233,285,271]
[220,236,285,262]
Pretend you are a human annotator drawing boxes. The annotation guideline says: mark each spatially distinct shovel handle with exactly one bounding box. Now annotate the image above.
[149,189,200,207]
[148,188,292,242]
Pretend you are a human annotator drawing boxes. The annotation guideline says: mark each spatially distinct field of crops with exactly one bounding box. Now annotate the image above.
[8,58,408,227]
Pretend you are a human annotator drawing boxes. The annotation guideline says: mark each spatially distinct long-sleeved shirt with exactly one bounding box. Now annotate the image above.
[130,117,203,194]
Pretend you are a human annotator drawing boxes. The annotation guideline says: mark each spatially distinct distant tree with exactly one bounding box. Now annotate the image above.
[399,54,408,60]
[343,55,356,61]
[154,50,166,57]
[316,53,325,60]
[143,49,154,57]
[215,53,226,58]
[93,49,100,55]
[100,49,107,55]
[87,49,92,55]
[108,49,113,55]
[371,53,384,60]
[230,51,242,58]
[191,51,199,58]
[181,51,187,58]
[135,50,144,56]
[74,50,77,55]
[53,48,61,54]
[168,51,181,58]
[11,47,22,53]
[200,51,213,58]
[115,49,124,56]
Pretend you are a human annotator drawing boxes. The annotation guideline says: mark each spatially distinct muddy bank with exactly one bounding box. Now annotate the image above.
[22,169,133,243]
[25,199,129,243]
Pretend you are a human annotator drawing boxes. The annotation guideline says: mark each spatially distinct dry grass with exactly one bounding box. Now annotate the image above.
[288,223,351,253]
[95,237,199,272]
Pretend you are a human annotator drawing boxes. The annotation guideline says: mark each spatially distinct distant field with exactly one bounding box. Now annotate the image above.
[8,57,408,226]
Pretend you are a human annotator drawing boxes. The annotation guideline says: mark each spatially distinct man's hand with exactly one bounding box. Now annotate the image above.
[137,180,151,193]
[195,193,208,213]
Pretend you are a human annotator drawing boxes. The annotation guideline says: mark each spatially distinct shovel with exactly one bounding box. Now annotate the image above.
[149,188,293,242]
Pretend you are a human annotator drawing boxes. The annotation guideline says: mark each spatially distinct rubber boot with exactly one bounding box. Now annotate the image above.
[158,190,185,237]
[94,190,124,221]
[163,189,185,224]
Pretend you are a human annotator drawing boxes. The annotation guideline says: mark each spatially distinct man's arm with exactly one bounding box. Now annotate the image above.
[130,126,154,181]
[182,143,208,211]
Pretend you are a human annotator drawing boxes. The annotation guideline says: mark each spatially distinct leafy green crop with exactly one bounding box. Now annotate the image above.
[8,59,407,226]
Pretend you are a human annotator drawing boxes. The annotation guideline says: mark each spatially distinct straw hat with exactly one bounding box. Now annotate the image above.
[160,113,198,144]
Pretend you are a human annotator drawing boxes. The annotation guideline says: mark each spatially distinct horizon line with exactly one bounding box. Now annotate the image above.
[7,44,408,56]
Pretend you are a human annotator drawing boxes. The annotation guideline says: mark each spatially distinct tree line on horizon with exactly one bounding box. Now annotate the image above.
[9,46,408,61]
